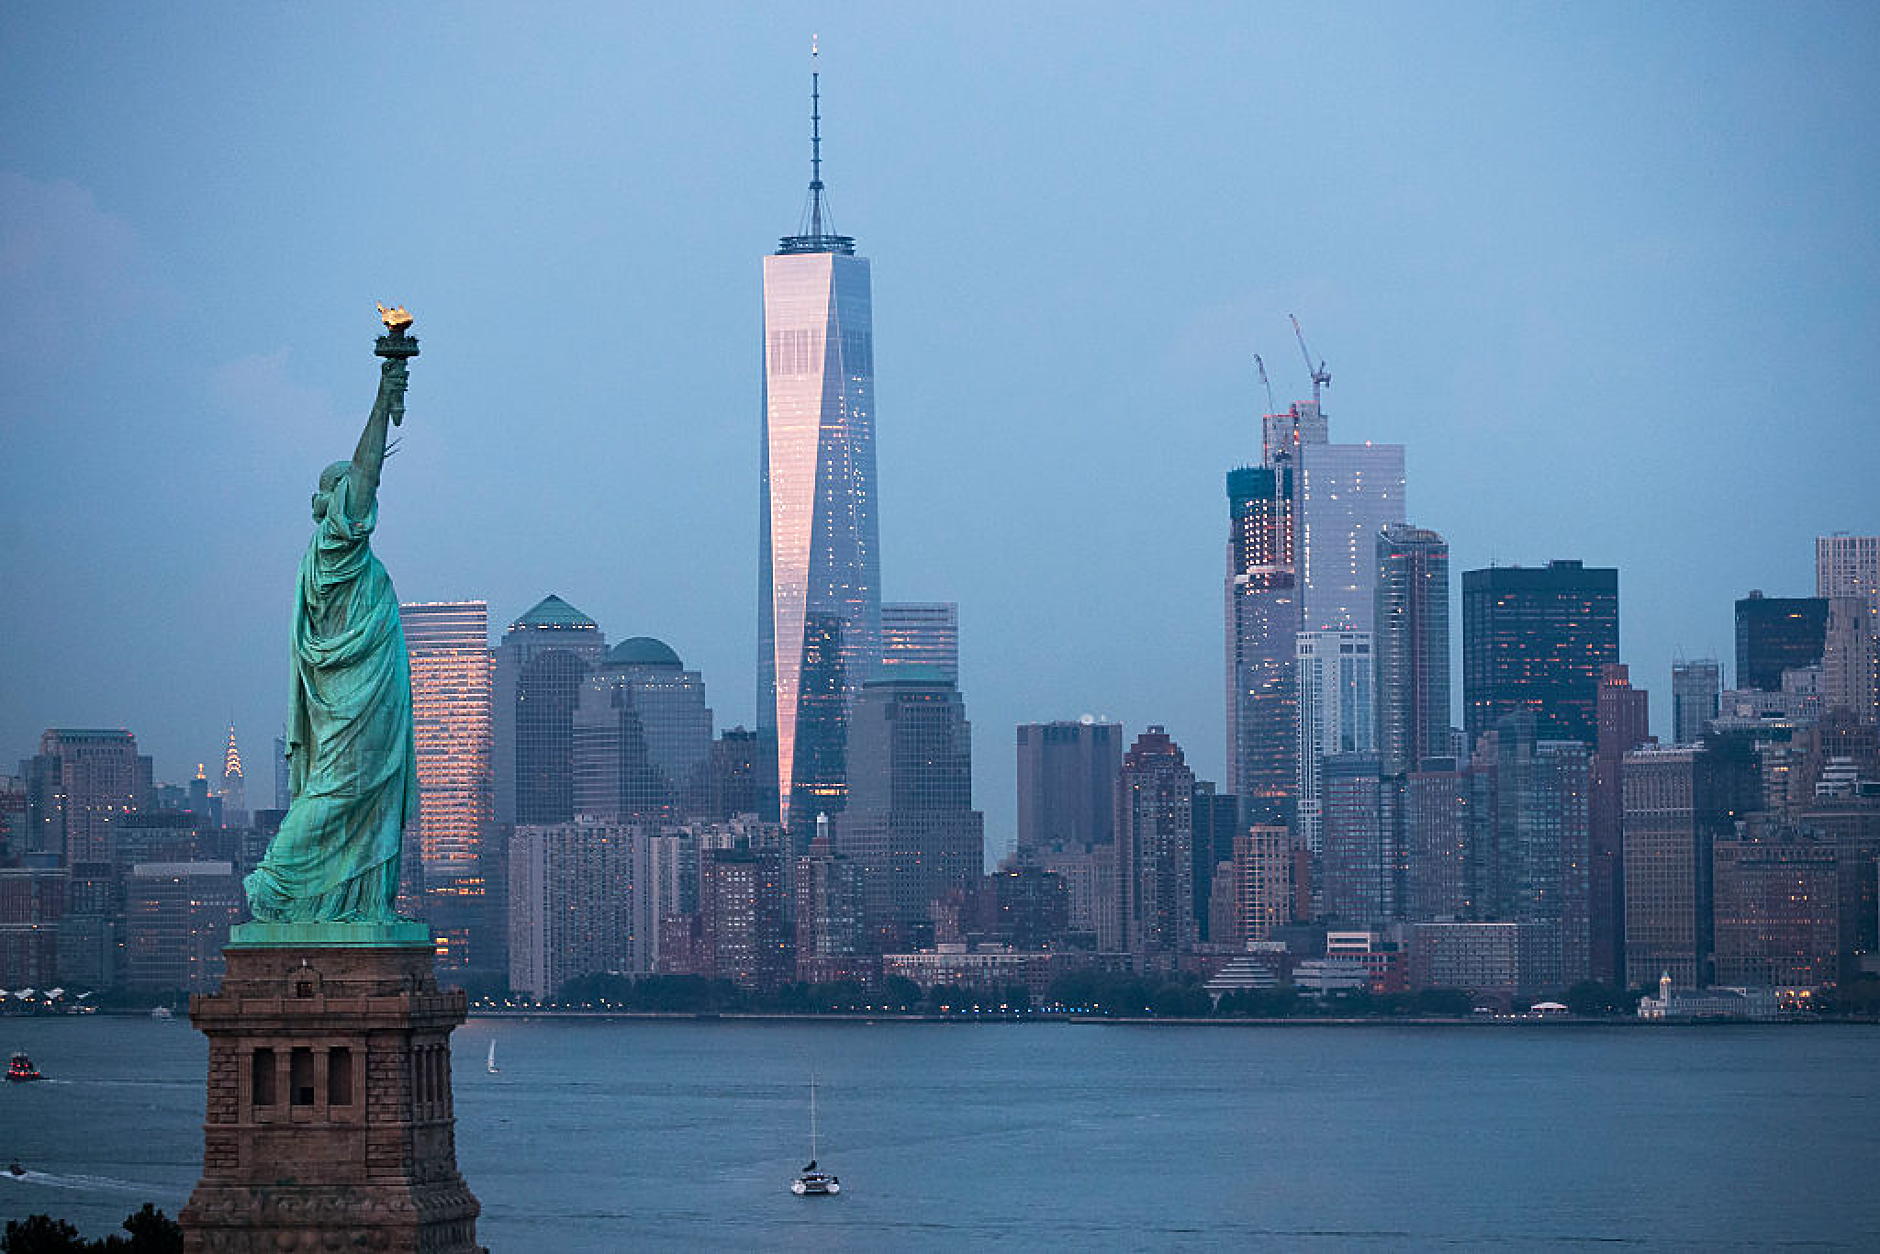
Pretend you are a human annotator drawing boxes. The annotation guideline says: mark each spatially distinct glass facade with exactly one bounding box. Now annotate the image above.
[881,601,959,683]
[759,248,880,831]
[1297,441,1406,635]
[493,596,606,826]
[1462,560,1619,748]
[1226,464,1298,830]
[1295,630,1375,856]
[1374,524,1451,776]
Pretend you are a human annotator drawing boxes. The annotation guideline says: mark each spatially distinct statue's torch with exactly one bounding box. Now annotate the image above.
[374,304,419,425]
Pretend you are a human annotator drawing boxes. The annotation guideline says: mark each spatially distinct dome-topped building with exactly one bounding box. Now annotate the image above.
[605,636,684,669]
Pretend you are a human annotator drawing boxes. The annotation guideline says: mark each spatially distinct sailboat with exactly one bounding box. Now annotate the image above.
[486,1041,498,1074]
[790,1076,840,1196]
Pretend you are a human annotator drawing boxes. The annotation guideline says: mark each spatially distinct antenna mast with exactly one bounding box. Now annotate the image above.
[809,34,824,239]
[1289,313,1332,405]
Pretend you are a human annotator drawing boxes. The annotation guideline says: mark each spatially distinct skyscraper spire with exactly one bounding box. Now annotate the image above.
[809,34,824,239]
[780,35,855,255]
[223,724,244,782]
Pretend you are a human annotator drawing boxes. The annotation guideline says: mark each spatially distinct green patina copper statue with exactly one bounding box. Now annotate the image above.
[239,308,424,939]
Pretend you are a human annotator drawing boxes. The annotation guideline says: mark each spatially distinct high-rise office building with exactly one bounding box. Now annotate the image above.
[403,603,495,873]
[572,637,714,824]
[759,59,881,832]
[217,727,246,827]
[1014,720,1122,862]
[1671,658,1722,746]
[1621,736,1761,987]
[494,595,606,826]
[699,844,790,993]
[1114,727,1196,972]
[1296,630,1375,855]
[1404,760,1472,921]
[1463,561,1619,749]
[125,860,242,993]
[1320,754,1397,926]
[1226,463,1298,830]
[1711,831,1839,989]
[708,727,777,822]
[1190,781,1239,943]
[403,601,499,978]
[1591,663,1650,986]
[881,602,959,684]
[1734,591,1827,693]
[833,670,982,944]
[1297,442,1405,635]
[24,729,152,863]
[1818,534,1880,723]
[1473,714,1593,989]
[1374,524,1451,776]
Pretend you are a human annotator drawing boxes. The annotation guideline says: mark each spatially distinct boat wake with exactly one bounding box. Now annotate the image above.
[2,1167,157,1196]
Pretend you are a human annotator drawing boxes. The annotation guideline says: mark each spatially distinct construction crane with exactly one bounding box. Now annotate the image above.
[1253,353,1276,415]
[1289,312,1331,405]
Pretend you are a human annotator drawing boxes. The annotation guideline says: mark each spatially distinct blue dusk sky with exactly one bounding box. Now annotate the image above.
[2,5,1875,857]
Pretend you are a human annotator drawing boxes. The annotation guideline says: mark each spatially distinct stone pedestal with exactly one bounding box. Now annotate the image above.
[181,939,482,1253]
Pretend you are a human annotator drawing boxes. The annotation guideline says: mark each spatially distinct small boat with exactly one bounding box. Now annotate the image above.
[6,1051,43,1083]
[486,1041,499,1074]
[790,1077,839,1197]
[7,1162,25,1177]
[150,1006,174,1020]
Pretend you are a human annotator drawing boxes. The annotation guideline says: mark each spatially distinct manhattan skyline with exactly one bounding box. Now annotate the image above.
[2,6,1876,857]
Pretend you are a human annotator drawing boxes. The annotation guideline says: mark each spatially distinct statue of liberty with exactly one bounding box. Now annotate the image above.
[243,307,421,925]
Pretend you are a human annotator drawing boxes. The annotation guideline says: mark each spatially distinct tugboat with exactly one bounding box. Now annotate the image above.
[6,1051,44,1083]
[790,1077,840,1197]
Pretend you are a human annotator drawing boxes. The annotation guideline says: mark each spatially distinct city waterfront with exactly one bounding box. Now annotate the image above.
[3,1016,1878,1250]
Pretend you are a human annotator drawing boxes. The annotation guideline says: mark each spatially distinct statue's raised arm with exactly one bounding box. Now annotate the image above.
[242,307,423,934]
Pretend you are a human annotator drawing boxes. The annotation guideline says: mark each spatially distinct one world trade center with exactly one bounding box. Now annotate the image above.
[759,49,880,834]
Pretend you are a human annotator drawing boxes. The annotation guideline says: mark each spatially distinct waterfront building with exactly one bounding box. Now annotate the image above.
[1462,561,1619,748]
[1791,790,1880,982]
[1038,844,1118,949]
[1405,921,1543,1002]
[1114,727,1196,972]
[794,826,868,985]
[880,946,1059,998]
[1374,524,1451,777]
[1592,664,1651,986]
[0,865,67,986]
[1403,760,1472,921]
[1493,717,1593,988]
[403,601,498,978]
[1734,591,1828,693]
[1320,754,1397,926]
[1296,630,1374,855]
[759,59,881,832]
[833,670,983,945]
[1671,658,1722,746]
[1621,736,1761,988]
[1230,826,1293,945]
[494,595,606,827]
[1225,462,1299,831]
[572,637,714,824]
[125,860,241,993]
[699,843,790,993]
[23,728,152,863]
[506,820,640,1000]
[882,602,959,684]
[1711,831,1839,989]
[1015,720,1123,862]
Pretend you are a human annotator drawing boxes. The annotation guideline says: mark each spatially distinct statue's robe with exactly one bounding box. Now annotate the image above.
[245,473,416,922]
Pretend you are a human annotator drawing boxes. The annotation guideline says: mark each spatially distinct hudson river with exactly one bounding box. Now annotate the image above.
[4,1016,1878,1249]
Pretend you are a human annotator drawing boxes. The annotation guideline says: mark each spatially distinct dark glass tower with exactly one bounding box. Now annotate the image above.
[1462,560,1618,749]
[1015,720,1123,862]
[1226,464,1298,830]
[494,595,606,826]
[1733,592,1828,692]
[1374,524,1451,776]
